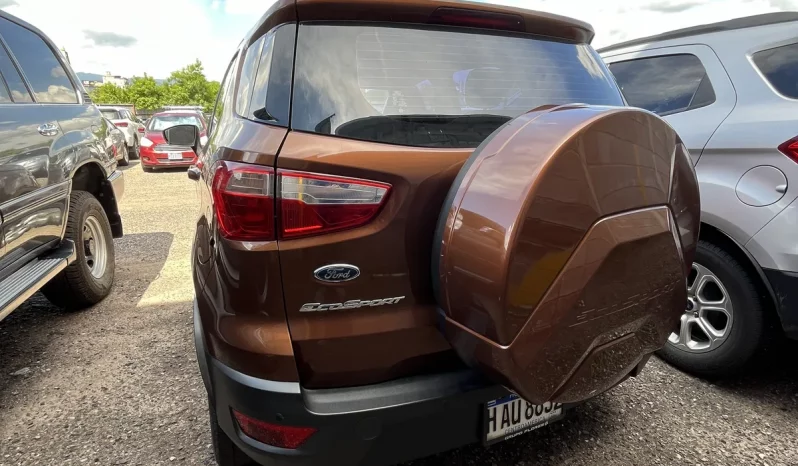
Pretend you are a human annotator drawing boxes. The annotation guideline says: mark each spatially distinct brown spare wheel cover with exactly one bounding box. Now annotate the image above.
[433,104,700,405]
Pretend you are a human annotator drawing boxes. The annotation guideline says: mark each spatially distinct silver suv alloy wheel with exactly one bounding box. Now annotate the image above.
[668,263,734,353]
[83,214,108,279]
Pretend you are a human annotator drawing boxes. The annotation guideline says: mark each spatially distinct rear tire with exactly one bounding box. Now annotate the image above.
[119,144,130,166]
[42,191,115,310]
[129,137,140,159]
[209,399,254,466]
[658,240,766,377]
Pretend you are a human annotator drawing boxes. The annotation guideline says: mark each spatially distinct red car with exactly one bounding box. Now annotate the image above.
[139,111,207,171]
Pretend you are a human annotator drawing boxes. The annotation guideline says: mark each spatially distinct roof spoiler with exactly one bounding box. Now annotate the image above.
[249,0,594,46]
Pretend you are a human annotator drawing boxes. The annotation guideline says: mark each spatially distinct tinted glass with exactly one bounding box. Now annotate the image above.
[236,34,265,117]
[0,42,31,102]
[209,55,237,137]
[0,17,76,103]
[0,75,10,102]
[247,31,275,121]
[753,42,798,99]
[148,115,203,131]
[609,54,715,116]
[101,109,121,120]
[293,24,622,148]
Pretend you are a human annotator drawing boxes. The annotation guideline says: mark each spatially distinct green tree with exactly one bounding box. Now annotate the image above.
[90,82,128,104]
[205,80,221,113]
[89,60,219,112]
[125,75,165,110]
[167,59,212,107]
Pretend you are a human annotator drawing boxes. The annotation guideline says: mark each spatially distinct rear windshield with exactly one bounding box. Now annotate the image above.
[148,115,203,131]
[292,24,623,148]
[753,42,798,99]
[101,110,121,120]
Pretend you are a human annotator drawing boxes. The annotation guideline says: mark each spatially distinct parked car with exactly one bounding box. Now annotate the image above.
[104,118,129,166]
[178,1,700,465]
[139,111,207,171]
[98,105,145,159]
[0,11,124,321]
[600,13,798,377]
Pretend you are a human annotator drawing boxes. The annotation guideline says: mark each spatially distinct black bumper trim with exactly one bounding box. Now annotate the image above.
[763,268,798,339]
[193,299,510,466]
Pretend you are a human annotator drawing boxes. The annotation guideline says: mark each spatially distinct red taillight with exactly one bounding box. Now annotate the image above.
[778,137,798,164]
[212,161,275,241]
[429,7,524,32]
[211,163,391,241]
[115,122,129,127]
[137,127,145,133]
[233,410,316,449]
[279,171,391,239]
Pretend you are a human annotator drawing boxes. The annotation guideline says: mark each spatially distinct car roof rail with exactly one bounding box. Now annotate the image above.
[598,12,798,54]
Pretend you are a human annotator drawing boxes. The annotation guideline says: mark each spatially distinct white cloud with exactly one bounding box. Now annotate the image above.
[224,0,274,15]
[1,0,241,80]
[2,0,796,82]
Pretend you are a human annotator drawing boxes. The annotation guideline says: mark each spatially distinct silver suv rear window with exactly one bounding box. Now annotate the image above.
[292,24,623,148]
[753,42,798,99]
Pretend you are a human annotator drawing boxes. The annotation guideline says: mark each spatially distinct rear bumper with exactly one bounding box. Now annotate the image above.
[123,131,135,147]
[140,157,195,168]
[763,269,798,339]
[194,302,509,466]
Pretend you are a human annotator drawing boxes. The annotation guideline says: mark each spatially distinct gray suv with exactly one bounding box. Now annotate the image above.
[601,13,798,376]
[0,11,124,322]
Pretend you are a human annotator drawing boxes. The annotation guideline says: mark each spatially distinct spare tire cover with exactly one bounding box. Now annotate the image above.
[434,104,700,404]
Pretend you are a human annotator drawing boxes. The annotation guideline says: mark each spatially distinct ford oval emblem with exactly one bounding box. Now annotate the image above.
[314,264,360,283]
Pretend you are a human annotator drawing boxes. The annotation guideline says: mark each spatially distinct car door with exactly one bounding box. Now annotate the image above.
[0,14,78,270]
[604,44,736,165]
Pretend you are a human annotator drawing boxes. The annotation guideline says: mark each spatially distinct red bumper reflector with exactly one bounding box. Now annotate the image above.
[233,410,316,449]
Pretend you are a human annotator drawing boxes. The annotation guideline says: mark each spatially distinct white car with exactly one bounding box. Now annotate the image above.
[98,106,145,158]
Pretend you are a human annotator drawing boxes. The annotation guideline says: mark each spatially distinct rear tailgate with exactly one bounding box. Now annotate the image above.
[276,22,623,388]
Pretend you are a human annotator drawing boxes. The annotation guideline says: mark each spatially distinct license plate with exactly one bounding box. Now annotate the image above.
[484,394,564,444]
[167,152,183,160]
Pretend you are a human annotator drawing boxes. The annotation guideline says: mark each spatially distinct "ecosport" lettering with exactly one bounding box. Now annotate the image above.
[299,297,405,312]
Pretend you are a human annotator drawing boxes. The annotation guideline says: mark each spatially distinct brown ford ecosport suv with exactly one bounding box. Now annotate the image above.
[178,1,700,465]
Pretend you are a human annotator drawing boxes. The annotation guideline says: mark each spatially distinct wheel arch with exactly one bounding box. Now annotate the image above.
[699,222,779,321]
[71,162,123,238]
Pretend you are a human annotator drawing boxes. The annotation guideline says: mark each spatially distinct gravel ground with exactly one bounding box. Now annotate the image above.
[1,161,797,466]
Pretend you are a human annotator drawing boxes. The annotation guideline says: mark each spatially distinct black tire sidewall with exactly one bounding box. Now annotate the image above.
[658,241,764,376]
[70,193,115,298]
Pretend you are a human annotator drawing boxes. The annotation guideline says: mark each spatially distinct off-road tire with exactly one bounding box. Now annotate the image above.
[658,241,766,377]
[209,400,254,466]
[42,191,115,310]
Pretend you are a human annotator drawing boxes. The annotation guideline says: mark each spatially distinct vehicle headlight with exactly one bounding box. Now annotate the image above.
[140,137,154,147]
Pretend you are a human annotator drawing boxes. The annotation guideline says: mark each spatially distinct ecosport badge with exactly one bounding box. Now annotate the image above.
[314,264,360,283]
[300,297,405,313]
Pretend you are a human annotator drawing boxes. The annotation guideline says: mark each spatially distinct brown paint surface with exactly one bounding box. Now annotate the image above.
[438,105,700,403]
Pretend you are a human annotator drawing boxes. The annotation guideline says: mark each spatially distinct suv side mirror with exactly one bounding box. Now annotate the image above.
[163,124,199,148]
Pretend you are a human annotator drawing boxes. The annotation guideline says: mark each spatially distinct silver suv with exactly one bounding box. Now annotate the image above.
[600,12,798,376]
